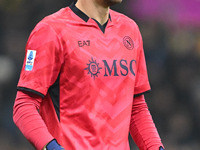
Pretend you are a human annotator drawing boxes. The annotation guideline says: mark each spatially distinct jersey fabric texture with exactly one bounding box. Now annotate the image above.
[17,3,151,150]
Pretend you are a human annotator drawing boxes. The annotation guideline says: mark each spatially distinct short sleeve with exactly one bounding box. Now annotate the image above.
[17,22,63,97]
[134,29,151,96]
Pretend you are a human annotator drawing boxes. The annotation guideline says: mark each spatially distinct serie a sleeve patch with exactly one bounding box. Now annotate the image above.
[25,50,37,71]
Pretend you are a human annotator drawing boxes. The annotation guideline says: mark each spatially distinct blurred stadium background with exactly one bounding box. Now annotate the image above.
[0,0,200,149]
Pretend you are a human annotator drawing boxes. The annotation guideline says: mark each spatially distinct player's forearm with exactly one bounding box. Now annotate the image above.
[130,95,164,150]
[13,91,54,150]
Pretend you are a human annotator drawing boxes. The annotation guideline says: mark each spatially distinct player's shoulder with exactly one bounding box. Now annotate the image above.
[43,7,72,23]
[33,6,72,32]
[110,9,139,29]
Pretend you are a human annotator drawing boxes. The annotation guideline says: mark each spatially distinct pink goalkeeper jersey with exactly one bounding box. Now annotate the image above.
[17,3,150,150]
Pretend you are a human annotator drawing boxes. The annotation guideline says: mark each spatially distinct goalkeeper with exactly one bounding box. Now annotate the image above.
[13,0,165,149]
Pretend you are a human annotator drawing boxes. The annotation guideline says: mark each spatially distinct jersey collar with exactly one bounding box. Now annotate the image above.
[69,2,89,22]
[69,2,112,23]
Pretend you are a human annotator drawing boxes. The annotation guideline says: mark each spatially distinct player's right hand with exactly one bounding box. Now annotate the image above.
[43,139,65,150]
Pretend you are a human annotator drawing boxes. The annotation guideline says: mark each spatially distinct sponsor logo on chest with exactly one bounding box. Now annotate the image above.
[84,57,136,79]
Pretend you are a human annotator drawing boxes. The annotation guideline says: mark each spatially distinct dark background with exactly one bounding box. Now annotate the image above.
[0,0,200,149]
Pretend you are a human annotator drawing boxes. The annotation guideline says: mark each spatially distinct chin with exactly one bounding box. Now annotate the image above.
[105,0,122,6]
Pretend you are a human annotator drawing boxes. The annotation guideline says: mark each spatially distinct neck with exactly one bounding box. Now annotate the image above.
[76,0,109,25]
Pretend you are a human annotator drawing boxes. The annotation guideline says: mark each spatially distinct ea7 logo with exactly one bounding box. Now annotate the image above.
[85,58,136,79]
[78,40,90,47]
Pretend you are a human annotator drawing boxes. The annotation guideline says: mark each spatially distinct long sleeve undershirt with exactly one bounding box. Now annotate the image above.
[130,94,164,150]
[13,91,54,150]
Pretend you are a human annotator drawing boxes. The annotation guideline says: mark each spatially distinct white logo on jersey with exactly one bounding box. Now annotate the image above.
[25,50,36,71]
